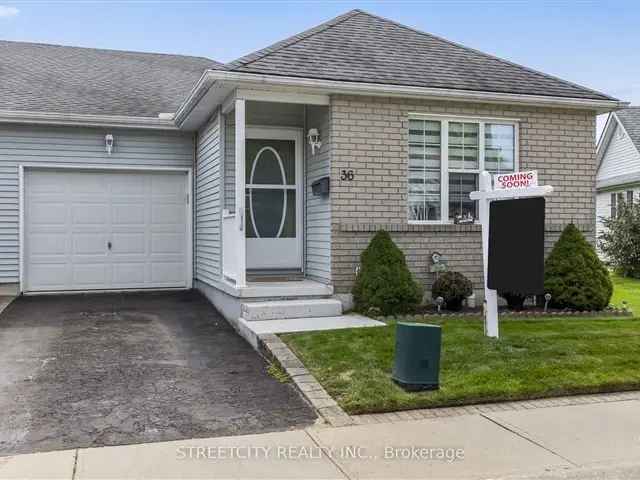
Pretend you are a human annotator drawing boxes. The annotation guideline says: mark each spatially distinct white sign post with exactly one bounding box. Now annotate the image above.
[470,170,553,339]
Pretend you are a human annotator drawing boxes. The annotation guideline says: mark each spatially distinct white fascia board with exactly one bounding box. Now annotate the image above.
[596,113,617,170]
[175,70,627,130]
[0,109,178,130]
[235,88,330,106]
[202,70,623,108]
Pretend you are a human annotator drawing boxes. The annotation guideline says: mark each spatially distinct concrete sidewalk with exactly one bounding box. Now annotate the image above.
[2,396,640,479]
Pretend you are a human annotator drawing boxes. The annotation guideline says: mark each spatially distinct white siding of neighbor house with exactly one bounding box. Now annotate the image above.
[596,187,640,243]
[305,105,331,283]
[195,113,222,285]
[0,124,194,285]
[597,123,640,182]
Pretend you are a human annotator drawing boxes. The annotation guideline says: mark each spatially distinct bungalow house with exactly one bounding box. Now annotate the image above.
[595,107,640,240]
[0,10,623,332]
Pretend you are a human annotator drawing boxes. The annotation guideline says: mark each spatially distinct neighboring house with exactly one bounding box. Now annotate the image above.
[595,107,640,241]
[0,10,624,327]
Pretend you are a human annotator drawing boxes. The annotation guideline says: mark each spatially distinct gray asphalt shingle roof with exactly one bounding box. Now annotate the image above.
[225,9,614,102]
[0,9,617,119]
[616,107,640,152]
[0,40,220,117]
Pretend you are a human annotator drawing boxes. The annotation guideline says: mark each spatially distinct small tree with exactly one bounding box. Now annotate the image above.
[352,230,422,315]
[545,223,612,310]
[599,202,640,278]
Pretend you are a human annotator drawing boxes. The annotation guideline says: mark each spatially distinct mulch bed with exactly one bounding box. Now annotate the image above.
[386,306,633,320]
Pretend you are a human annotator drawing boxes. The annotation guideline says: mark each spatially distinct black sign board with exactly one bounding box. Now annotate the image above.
[487,197,545,295]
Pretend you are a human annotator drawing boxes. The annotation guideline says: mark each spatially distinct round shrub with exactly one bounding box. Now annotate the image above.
[352,230,422,315]
[545,223,612,310]
[431,271,473,311]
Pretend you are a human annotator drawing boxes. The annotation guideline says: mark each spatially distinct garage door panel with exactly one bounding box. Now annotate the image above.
[29,263,69,288]
[151,262,186,284]
[25,169,188,292]
[111,233,145,254]
[72,264,109,285]
[29,234,67,255]
[28,202,66,225]
[151,233,184,254]
[112,263,147,285]
[152,174,184,195]
[68,173,109,194]
[112,204,146,225]
[151,204,184,225]
[73,234,109,255]
[27,172,67,193]
[110,174,148,194]
[71,204,108,225]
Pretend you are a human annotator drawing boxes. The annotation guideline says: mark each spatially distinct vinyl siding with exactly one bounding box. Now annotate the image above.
[305,105,331,282]
[219,101,331,281]
[0,123,194,284]
[596,187,640,245]
[597,123,640,181]
[224,112,235,212]
[195,113,222,285]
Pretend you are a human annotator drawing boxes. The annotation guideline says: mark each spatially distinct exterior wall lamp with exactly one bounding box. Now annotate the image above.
[105,134,114,155]
[307,128,322,155]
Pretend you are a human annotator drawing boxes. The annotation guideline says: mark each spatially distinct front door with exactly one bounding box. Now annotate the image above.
[245,128,302,270]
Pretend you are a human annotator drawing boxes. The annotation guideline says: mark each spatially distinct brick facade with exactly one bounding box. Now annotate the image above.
[328,95,597,297]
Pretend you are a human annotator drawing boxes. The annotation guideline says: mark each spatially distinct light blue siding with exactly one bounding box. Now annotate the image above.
[305,105,331,283]
[195,113,222,285]
[0,124,194,284]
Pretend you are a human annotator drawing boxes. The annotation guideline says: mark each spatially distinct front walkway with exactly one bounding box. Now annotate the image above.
[3,391,640,479]
[0,291,316,456]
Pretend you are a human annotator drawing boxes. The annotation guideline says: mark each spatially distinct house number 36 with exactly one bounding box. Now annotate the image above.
[340,169,355,181]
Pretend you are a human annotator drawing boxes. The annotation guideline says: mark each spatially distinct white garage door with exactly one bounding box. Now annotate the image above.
[24,169,189,292]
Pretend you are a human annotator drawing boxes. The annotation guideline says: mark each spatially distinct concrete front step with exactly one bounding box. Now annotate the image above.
[246,314,385,335]
[241,298,342,321]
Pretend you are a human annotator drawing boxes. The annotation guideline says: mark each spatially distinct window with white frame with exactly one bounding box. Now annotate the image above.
[408,116,517,223]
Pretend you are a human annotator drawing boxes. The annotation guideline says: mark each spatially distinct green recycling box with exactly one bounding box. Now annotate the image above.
[392,322,442,391]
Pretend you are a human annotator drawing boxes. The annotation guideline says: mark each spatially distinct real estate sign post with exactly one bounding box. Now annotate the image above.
[470,171,553,338]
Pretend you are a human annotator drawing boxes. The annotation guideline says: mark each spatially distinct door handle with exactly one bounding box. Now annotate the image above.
[107,241,112,251]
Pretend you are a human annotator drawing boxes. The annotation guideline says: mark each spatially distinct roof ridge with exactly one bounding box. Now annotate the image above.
[349,10,617,102]
[225,9,362,70]
[0,38,221,65]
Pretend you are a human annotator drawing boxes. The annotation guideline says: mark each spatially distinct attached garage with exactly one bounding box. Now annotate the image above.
[22,168,191,292]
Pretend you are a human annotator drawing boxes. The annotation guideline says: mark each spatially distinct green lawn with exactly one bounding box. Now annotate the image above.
[282,317,640,414]
[611,273,640,313]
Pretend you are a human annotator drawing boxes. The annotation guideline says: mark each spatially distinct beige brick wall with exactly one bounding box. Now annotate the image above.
[329,95,597,296]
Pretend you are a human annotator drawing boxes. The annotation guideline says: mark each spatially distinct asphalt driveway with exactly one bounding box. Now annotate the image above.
[0,290,316,456]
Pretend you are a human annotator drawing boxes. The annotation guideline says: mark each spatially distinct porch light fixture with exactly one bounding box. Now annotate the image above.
[105,134,114,155]
[307,128,322,155]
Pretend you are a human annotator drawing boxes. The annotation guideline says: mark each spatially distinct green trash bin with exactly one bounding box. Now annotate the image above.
[392,322,442,391]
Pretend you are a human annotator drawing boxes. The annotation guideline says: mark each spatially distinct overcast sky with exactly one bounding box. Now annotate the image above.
[0,1,637,138]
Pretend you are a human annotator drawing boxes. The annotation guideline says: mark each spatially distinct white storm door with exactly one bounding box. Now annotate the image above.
[245,132,302,270]
[24,169,188,292]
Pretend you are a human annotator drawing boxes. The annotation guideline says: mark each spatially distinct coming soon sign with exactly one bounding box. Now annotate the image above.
[493,170,538,190]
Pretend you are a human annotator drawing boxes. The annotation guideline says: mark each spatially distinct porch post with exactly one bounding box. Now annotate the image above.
[234,98,247,287]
